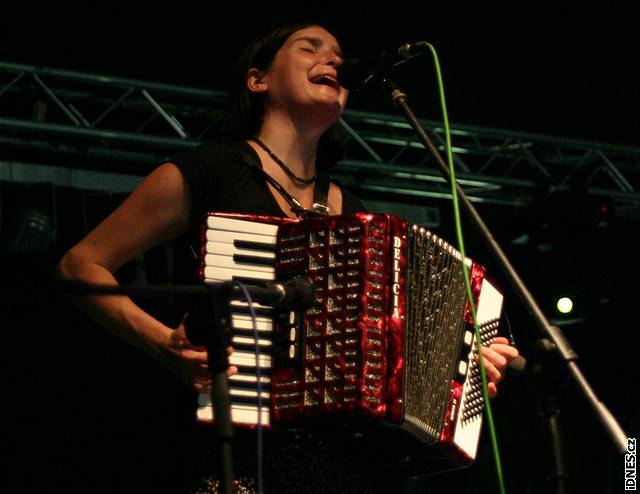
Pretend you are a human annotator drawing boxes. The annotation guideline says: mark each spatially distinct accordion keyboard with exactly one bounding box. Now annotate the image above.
[197,215,278,426]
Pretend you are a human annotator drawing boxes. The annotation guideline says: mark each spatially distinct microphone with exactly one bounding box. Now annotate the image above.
[184,278,316,347]
[506,355,527,377]
[230,277,316,311]
[338,41,430,90]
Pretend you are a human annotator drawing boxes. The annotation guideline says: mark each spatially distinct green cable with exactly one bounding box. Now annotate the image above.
[424,42,507,494]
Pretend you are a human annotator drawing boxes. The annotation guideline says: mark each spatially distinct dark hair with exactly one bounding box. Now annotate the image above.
[220,21,345,169]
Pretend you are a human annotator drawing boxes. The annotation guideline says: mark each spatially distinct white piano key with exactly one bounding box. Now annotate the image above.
[204,253,275,273]
[230,388,271,399]
[231,314,273,331]
[197,403,271,426]
[230,300,272,310]
[206,229,276,245]
[232,335,272,348]
[204,265,275,281]
[206,241,276,258]
[229,373,271,385]
[207,215,279,236]
[229,351,272,368]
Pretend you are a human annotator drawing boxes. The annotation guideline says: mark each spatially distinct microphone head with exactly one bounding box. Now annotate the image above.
[397,41,429,59]
[279,277,316,311]
[337,55,384,91]
[337,42,429,91]
[506,355,527,377]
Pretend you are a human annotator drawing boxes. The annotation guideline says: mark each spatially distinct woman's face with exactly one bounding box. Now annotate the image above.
[253,25,349,126]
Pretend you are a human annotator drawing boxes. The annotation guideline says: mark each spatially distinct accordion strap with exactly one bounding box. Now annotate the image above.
[258,168,331,218]
[312,172,330,215]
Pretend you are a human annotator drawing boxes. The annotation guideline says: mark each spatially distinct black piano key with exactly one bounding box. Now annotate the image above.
[232,327,272,338]
[234,239,277,252]
[230,395,269,406]
[230,305,273,317]
[232,342,273,354]
[230,378,272,392]
[235,365,273,377]
[233,253,276,267]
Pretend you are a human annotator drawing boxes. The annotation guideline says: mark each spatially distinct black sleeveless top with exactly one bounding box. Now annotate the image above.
[172,140,365,233]
[167,142,404,494]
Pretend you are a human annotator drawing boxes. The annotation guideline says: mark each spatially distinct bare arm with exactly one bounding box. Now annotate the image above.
[56,162,224,391]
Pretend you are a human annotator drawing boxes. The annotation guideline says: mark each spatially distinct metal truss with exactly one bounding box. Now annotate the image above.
[2,60,639,210]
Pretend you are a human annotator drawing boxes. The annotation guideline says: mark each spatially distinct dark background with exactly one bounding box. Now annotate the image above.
[2,2,638,493]
[2,1,639,146]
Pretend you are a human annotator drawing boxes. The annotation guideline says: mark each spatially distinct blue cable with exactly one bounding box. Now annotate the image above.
[233,281,264,494]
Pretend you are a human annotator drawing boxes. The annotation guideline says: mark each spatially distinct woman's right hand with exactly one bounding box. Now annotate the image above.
[165,315,238,393]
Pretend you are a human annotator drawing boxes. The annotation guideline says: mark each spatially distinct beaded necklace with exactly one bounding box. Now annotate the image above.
[251,137,317,185]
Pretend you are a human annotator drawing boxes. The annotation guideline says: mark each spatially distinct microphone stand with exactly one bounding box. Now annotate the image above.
[57,281,236,494]
[58,278,312,494]
[528,338,571,494]
[375,75,628,455]
[192,283,236,494]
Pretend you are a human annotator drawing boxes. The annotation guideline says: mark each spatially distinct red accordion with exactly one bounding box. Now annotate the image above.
[197,212,504,469]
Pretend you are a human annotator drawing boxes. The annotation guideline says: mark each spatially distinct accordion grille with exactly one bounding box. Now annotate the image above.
[403,227,468,442]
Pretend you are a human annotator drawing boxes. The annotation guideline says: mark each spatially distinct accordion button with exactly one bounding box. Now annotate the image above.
[458,361,468,376]
[464,331,473,346]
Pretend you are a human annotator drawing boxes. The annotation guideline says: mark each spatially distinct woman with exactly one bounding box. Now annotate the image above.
[57,22,518,493]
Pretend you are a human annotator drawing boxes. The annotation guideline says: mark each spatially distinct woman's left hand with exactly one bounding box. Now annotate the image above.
[480,336,520,398]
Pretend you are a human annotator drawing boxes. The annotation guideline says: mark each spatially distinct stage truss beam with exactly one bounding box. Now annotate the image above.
[1,61,639,210]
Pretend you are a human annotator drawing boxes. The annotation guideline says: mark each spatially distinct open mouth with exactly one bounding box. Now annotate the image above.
[310,74,340,90]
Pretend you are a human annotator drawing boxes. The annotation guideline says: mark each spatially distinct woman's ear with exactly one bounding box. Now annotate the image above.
[247,68,268,94]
